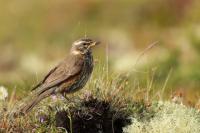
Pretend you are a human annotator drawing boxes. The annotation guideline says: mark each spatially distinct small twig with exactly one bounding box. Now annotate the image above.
[161,68,173,100]
[133,41,159,67]
[106,42,109,84]
[146,69,156,102]
[67,109,73,133]
[111,114,117,133]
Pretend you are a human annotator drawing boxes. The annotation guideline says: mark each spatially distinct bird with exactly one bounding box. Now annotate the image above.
[17,38,100,114]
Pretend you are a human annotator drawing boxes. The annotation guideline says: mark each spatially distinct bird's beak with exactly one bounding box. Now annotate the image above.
[89,41,100,48]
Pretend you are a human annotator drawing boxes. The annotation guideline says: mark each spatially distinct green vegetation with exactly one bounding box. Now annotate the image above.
[1,67,200,132]
[0,69,147,132]
[0,0,200,132]
[124,101,200,133]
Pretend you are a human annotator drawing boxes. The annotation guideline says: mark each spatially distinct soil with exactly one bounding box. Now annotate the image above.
[55,97,131,133]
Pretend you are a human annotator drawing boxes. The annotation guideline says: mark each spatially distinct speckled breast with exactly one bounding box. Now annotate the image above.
[62,52,94,93]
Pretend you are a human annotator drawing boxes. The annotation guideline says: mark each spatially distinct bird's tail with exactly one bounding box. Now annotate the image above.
[19,93,47,114]
[10,88,54,117]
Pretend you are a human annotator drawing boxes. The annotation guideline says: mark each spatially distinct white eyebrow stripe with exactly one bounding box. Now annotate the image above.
[74,41,86,45]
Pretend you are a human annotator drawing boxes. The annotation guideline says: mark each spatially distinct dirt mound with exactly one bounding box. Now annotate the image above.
[55,97,131,133]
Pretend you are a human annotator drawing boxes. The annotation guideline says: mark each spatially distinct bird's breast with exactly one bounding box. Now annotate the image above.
[78,54,94,86]
[64,53,94,93]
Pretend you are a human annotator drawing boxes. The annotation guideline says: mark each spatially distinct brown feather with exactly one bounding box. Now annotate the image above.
[15,38,97,115]
[33,54,84,95]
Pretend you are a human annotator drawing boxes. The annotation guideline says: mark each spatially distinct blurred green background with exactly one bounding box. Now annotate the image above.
[0,0,200,102]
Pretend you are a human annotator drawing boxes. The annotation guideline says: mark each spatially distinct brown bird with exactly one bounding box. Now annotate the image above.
[19,38,100,114]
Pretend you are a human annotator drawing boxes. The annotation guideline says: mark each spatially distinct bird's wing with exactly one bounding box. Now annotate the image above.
[31,66,58,91]
[33,55,84,94]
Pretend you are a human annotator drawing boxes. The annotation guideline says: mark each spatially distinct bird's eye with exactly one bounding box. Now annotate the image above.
[83,43,87,46]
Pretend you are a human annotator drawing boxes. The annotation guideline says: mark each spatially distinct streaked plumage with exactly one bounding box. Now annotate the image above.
[18,38,99,114]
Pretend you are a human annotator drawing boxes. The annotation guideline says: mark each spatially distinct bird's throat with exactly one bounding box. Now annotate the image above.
[71,50,84,55]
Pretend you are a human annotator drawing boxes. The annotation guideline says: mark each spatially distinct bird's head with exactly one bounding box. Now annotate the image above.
[71,38,100,55]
